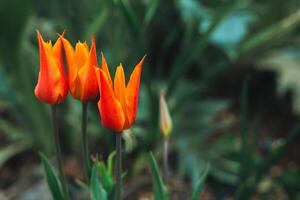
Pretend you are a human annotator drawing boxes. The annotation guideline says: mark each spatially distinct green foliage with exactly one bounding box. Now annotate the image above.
[90,158,107,200]
[148,152,210,200]
[190,163,210,200]
[173,86,238,185]
[99,151,115,193]
[235,80,300,198]
[257,48,300,113]
[39,153,65,200]
[1,0,300,198]
[148,152,169,200]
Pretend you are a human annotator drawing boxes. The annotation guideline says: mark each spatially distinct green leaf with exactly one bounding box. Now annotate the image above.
[256,49,300,114]
[148,152,168,200]
[107,150,116,175]
[100,163,113,191]
[116,0,140,36]
[90,158,107,200]
[0,143,30,168]
[200,10,255,59]
[75,179,90,191]
[240,9,300,55]
[39,153,65,200]
[144,0,159,24]
[190,163,210,200]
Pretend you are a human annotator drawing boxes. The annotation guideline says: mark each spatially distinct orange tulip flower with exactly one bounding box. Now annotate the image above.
[61,35,98,101]
[96,54,146,132]
[34,31,68,104]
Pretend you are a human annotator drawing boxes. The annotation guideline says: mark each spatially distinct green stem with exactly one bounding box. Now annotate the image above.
[163,139,169,182]
[82,102,91,180]
[51,105,69,200]
[116,133,122,200]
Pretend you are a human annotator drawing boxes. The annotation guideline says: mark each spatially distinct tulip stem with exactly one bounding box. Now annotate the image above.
[51,105,69,200]
[116,133,122,200]
[82,102,91,181]
[163,139,169,182]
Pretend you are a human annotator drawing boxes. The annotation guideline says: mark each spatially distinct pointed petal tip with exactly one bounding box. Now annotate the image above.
[92,33,95,42]
[138,55,146,67]
[57,30,66,38]
[36,30,43,41]
[101,52,107,66]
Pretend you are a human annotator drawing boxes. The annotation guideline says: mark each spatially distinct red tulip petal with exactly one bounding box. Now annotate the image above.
[98,69,125,131]
[61,36,77,87]
[114,64,128,126]
[76,35,99,101]
[125,55,145,126]
[35,31,63,104]
[100,52,113,87]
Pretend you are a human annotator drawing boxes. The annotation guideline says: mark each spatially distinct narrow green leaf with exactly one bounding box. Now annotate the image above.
[148,152,168,200]
[107,150,116,175]
[0,142,30,168]
[144,0,159,24]
[240,9,300,55]
[190,163,210,200]
[90,159,107,200]
[39,153,65,200]
[75,179,90,191]
[100,163,113,191]
[116,0,140,36]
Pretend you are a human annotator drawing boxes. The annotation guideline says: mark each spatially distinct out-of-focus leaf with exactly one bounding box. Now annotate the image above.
[257,48,300,113]
[176,0,208,23]
[90,158,107,200]
[168,0,238,92]
[190,163,210,200]
[115,0,140,37]
[148,152,168,200]
[39,153,65,200]
[240,9,300,55]
[100,163,113,192]
[144,0,159,24]
[0,143,30,168]
[0,119,28,141]
[75,179,90,191]
[200,10,255,59]
[122,129,138,153]
[84,8,108,39]
[107,150,116,175]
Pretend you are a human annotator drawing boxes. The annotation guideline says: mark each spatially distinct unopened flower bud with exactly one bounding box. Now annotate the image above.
[159,90,172,139]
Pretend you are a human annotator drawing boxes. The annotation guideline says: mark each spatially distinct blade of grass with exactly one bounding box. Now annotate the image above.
[240,9,300,55]
[115,0,140,37]
[148,152,168,200]
[39,153,65,200]
[144,0,159,25]
[190,163,210,200]
[167,0,238,93]
[90,158,108,200]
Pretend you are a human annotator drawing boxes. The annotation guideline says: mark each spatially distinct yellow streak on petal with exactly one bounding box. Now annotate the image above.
[75,42,89,69]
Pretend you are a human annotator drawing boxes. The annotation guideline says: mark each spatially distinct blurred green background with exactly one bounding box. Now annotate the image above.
[1,0,300,199]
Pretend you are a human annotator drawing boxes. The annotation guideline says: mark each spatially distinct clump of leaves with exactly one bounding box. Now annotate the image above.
[148,152,210,200]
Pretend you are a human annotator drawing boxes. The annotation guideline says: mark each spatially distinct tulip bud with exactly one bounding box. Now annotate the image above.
[159,90,172,139]
[34,31,68,104]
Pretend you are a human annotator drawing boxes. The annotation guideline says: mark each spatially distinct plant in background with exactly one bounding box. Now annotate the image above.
[61,34,99,180]
[148,152,210,200]
[234,80,300,199]
[89,151,116,200]
[34,31,69,199]
[96,55,146,200]
[159,89,173,181]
